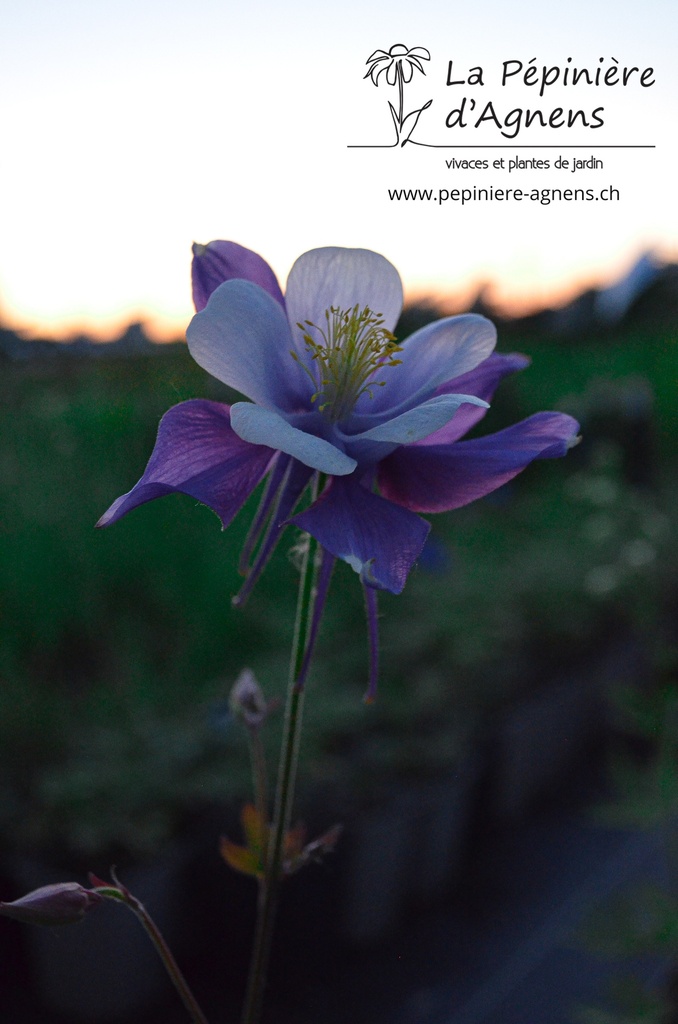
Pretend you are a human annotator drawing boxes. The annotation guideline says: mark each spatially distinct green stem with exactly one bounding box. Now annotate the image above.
[98,886,209,1024]
[397,64,404,130]
[240,492,320,1024]
[248,728,269,858]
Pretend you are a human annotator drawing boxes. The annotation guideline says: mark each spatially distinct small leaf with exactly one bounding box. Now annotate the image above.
[219,837,263,879]
[400,100,433,146]
[387,101,401,141]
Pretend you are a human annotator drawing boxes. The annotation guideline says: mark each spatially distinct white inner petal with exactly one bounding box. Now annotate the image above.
[230,403,357,476]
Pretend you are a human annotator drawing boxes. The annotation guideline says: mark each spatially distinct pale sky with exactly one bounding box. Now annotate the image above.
[1,0,676,339]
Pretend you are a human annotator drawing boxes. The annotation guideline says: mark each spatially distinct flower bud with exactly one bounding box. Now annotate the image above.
[229,668,270,731]
[0,883,102,927]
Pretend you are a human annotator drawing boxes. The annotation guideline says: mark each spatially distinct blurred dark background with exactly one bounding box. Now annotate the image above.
[1,254,677,1023]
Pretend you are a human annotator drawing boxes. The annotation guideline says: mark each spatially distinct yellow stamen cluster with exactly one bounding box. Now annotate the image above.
[290,304,402,422]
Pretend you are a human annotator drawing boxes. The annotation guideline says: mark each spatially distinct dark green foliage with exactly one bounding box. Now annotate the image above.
[1,329,676,860]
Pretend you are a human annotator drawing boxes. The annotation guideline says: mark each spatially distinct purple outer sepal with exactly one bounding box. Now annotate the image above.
[378,412,580,513]
[191,241,285,312]
[292,475,430,595]
[96,400,274,528]
[429,352,531,444]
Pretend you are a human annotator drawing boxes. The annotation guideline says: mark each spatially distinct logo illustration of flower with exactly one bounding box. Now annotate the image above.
[364,43,432,146]
[98,241,579,700]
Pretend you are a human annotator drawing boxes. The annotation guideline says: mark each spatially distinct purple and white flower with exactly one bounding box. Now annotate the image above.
[98,241,579,698]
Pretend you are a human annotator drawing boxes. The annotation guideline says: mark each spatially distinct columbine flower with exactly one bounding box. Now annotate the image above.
[98,241,579,699]
[365,44,431,86]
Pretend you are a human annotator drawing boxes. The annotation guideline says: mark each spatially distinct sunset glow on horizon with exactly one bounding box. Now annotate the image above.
[5,240,674,345]
[2,0,676,344]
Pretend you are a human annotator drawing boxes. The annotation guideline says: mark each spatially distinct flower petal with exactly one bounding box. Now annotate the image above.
[284,249,404,360]
[378,412,580,513]
[186,280,309,411]
[191,240,285,312]
[370,64,388,85]
[423,352,531,445]
[364,314,497,415]
[230,402,357,475]
[291,476,430,594]
[340,392,488,465]
[96,400,274,528]
[406,57,426,76]
[407,46,431,60]
[365,49,391,63]
[401,59,414,83]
